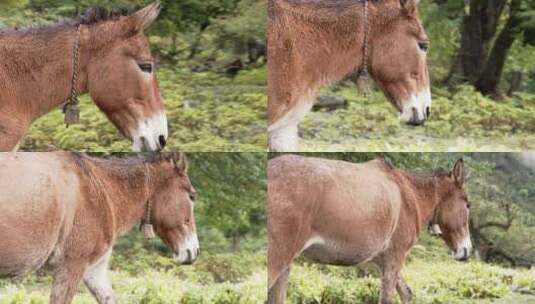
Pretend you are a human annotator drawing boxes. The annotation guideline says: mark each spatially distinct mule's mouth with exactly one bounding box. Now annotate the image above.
[131,112,169,152]
[453,247,471,262]
[453,236,472,262]
[173,234,200,265]
[399,88,432,126]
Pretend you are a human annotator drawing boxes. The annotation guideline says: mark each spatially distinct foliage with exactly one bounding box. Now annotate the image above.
[299,85,535,151]
[285,235,535,304]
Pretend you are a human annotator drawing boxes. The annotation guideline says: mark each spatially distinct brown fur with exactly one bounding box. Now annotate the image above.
[267,0,430,151]
[0,152,198,303]
[0,3,166,151]
[268,155,471,304]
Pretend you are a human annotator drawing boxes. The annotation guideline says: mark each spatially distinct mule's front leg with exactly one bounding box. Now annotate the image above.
[268,101,314,152]
[268,267,290,304]
[376,255,405,304]
[84,249,115,304]
[396,277,413,303]
[268,123,299,152]
[50,262,86,304]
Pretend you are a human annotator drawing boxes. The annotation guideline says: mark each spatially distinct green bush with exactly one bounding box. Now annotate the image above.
[300,84,535,151]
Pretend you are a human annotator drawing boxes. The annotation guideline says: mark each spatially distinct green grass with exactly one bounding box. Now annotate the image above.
[300,84,535,152]
[0,230,267,304]
[19,67,267,152]
[285,237,535,304]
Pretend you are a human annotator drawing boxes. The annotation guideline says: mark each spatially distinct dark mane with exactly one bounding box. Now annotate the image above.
[72,152,176,167]
[411,168,450,178]
[76,7,132,26]
[0,6,134,36]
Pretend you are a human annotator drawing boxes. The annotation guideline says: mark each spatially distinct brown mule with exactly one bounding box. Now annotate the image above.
[268,0,431,151]
[0,2,168,152]
[0,152,199,304]
[268,155,471,304]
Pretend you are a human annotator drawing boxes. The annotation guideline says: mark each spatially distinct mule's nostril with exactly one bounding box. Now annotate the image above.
[187,249,192,261]
[158,135,167,148]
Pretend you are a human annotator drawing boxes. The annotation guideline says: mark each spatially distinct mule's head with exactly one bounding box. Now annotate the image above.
[150,153,199,265]
[370,0,430,126]
[85,2,167,151]
[432,159,472,261]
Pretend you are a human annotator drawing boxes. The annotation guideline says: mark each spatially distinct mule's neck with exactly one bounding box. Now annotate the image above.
[400,171,444,233]
[95,159,165,236]
[2,26,89,121]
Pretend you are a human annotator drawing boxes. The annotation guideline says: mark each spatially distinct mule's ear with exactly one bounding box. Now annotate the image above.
[131,1,161,32]
[452,158,464,187]
[172,152,188,174]
[400,0,419,16]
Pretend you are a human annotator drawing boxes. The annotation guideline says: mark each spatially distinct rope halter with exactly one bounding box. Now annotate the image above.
[63,25,82,127]
[141,164,156,239]
[356,0,371,96]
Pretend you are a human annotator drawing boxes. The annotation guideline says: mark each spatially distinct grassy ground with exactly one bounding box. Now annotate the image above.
[19,67,267,152]
[0,232,267,304]
[286,237,535,304]
[300,84,535,152]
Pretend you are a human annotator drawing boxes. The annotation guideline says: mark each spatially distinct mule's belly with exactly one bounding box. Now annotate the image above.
[301,237,385,266]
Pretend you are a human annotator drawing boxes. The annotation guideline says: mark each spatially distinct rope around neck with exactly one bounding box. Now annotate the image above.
[142,164,156,239]
[357,0,371,96]
[64,25,81,126]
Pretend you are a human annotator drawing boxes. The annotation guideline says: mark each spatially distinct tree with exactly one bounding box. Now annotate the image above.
[443,0,535,97]
[188,153,266,252]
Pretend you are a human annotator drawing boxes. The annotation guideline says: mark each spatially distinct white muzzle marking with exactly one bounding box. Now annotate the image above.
[453,234,472,261]
[173,233,200,264]
[131,111,168,152]
[399,87,432,124]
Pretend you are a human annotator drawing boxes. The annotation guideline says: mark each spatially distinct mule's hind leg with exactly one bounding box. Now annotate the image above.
[268,267,290,304]
[50,261,86,304]
[84,249,115,304]
[396,277,413,303]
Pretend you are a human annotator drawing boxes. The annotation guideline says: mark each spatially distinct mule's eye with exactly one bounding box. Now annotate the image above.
[138,63,153,73]
[418,42,429,52]
[466,203,471,209]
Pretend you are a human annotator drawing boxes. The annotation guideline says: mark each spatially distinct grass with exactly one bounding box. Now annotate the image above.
[0,230,267,304]
[299,84,535,152]
[285,237,535,304]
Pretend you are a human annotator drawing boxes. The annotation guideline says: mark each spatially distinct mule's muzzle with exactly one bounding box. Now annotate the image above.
[399,88,432,126]
[454,247,470,262]
[405,107,427,126]
[132,112,169,152]
[174,234,200,265]
[453,237,472,262]
[182,248,200,265]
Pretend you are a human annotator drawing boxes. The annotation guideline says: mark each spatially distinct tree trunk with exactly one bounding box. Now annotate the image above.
[448,0,508,87]
[507,70,523,97]
[188,23,210,60]
[231,234,241,252]
[475,0,522,96]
